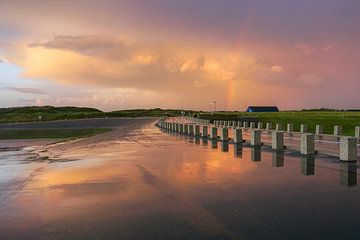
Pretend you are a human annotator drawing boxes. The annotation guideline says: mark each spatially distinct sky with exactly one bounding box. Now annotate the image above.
[1,0,360,111]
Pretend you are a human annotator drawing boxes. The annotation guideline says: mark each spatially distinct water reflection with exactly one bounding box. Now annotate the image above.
[201,138,208,147]
[272,151,284,167]
[301,155,315,176]
[211,140,218,149]
[194,137,200,145]
[221,142,229,152]
[251,147,261,162]
[234,144,243,158]
[340,162,357,187]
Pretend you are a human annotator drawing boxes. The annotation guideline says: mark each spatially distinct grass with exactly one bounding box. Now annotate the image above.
[199,111,360,136]
[0,128,112,139]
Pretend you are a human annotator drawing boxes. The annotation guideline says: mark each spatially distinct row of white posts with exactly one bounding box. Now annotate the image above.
[213,120,360,137]
[157,120,358,162]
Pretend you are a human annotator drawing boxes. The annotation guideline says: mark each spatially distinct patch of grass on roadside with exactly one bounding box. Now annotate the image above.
[0,128,112,139]
[199,111,360,136]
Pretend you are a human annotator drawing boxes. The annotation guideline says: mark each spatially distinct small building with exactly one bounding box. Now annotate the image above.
[246,106,279,113]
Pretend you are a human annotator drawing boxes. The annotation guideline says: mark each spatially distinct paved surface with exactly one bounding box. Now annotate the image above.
[0,117,154,129]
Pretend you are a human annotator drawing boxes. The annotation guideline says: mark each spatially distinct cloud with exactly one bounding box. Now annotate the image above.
[8,34,334,110]
[22,34,306,90]
[294,43,317,55]
[270,65,284,73]
[0,86,49,95]
[0,55,11,64]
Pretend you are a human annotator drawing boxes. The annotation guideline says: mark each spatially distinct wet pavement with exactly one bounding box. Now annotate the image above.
[1,120,360,240]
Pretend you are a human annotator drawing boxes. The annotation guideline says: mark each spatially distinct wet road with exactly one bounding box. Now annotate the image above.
[1,119,360,240]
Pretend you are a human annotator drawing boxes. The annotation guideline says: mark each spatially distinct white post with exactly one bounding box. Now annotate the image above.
[340,137,357,161]
[194,125,200,137]
[188,125,194,135]
[184,124,188,134]
[334,125,342,136]
[210,127,218,139]
[355,126,360,138]
[272,131,284,150]
[219,128,229,141]
[300,124,308,133]
[287,123,293,132]
[233,129,243,143]
[301,133,315,155]
[315,125,323,135]
[266,123,272,131]
[251,129,262,146]
[276,124,282,131]
[201,126,208,137]
[250,122,256,129]
[258,122,263,129]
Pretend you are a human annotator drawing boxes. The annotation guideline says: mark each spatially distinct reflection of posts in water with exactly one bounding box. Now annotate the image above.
[251,146,261,161]
[234,144,243,158]
[221,142,229,152]
[340,162,357,187]
[272,150,284,167]
[202,137,208,146]
[195,137,200,145]
[211,139,218,149]
[301,155,315,176]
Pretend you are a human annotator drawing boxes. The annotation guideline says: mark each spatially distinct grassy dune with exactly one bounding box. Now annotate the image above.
[0,106,183,123]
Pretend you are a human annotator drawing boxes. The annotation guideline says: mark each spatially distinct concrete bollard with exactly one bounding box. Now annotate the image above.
[188,125,194,135]
[250,122,256,129]
[315,125,323,135]
[184,124,188,134]
[201,126,208,137]
[251,129,262,146]
[194,125,200,137]
[340,137,357,161]
[179,124,184,133]
[300,124,308,133]
[210,127,218,139]
[258,122,263,129]
[276,124,282,131]
[300,133,315,155]
[272,131,284,150]
[266,123,272,131]
[334,125,342,136]
[233,129,243,143]
[243,122,249,128]
[232,121,237,128]
[287,123,293,132]
[219,128,229,141]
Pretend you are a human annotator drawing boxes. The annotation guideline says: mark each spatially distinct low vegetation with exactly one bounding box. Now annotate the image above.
[0,106,184,123]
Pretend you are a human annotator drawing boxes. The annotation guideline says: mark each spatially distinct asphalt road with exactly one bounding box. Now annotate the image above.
[0,117,156,129]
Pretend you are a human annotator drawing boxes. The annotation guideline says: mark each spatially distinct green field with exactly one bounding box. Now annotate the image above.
[0,128,112,139]
[199,111,360,136]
